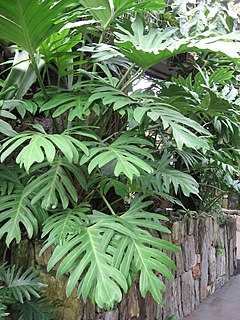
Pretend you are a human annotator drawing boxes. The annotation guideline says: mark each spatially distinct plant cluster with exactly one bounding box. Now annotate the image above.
[0,263,53,320]
[0,0,240,310]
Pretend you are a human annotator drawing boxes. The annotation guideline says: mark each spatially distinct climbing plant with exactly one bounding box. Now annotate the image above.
[0,0,240,309]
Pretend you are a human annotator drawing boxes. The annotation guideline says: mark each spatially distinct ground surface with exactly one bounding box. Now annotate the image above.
[185,274,240,320]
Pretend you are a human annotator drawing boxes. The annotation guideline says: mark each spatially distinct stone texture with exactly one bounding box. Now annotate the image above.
[187,218,195,235]
[104,310,119,320]
[194,280,200,308]
[192,264,201,280]
[216,252,226,278]
[145,293,158,320]
[127,284,140,318]
[229,239,234,276]
[212,215,219,246]
[181,270,195,316]
[163,277,182,319]
[183,235,196,271]
[200,248,209,301]
[172,221,185,245]
[42,274,81,320]
[208,247,216,284]
[175,251,185,277]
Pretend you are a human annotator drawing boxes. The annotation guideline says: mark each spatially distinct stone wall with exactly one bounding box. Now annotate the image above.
[9,214,237,320]
[160,214,237,319]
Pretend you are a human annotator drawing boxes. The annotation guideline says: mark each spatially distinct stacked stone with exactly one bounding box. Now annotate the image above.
[7,214,237,320]
[159,214,237,319]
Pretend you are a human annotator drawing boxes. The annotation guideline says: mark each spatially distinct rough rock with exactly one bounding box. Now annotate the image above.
[181,270,195,316]
[194,280,200,308]
[163,277,183,319]
[172,221,185,245]
[208,247,216,284]
[192,264,201,280]
[183,235,196,270]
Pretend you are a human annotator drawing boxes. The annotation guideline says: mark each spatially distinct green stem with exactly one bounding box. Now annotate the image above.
[101,197,123,212]
[78,32,87,83]
[30,54,61,132]
[101,194,116,215]
[94,106,108,126]
[30,53,48,100]
[116,63,136,89]
[92,30,106,73]
[121,69,144,92]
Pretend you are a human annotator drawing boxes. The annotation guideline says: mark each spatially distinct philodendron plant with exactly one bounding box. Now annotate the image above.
[0,0,240,309]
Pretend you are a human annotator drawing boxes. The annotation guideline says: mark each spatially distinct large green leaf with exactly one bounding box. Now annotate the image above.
[44,215,130,308]
[114,197,179,304]
[24,158,87,210]
[88,85,136,116]
[40,29,83,80]
[81,132,154,181]
[79,0,114,29]
[41,203,91,251]
[42,197,178,306]
[0,303,8,319]
[134,102,210,150]
[0,266,45,303]
[1,50,44,101]
[113,0,166,16]
[136,154,199,198]
[40,92,92,121]
[0,165,47,246]
[80,0,166,29]
[115,15,240,70]
[17,298,55,320]
[0,188,42,246]
[0,126,90,172]
[0,0,78,54]
[0,164,23,196]
[0,91,18,137]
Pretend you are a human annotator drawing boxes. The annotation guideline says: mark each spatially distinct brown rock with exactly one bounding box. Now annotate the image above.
[104,309,119,320]
[128,285,140,318]
[192,264,201,280]
[175,251,185,277]
[188,218,195,235]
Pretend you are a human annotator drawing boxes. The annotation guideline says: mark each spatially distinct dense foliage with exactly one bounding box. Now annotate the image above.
[0,263,54,319]
[0,0,240,311]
